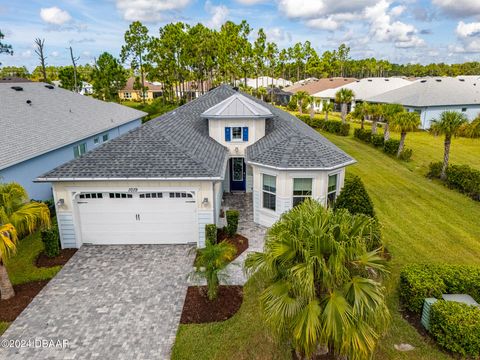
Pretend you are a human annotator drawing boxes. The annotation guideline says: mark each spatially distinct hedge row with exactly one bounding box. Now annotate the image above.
[428,162,480,201]
[297,115,350,136]
[400,264,480,313]
[430,300,480,358]
[354,128,412,161]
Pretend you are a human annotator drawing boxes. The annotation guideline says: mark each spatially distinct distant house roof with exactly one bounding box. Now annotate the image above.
[284,77,357,95]
[365,77,480,107]
[201,93,273,119]
[39,86,354,181]
[0,77,31,83]
[121,77,163,91]
[0,82,146,170]
[314,77,413,100]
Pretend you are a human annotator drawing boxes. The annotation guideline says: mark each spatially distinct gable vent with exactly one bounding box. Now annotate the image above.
[11,86,23,91]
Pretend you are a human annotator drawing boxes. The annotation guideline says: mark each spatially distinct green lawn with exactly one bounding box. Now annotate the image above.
[1,231,60,336]
[173,124,480,359]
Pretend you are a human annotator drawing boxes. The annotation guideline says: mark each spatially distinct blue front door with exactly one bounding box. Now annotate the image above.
[230,157,246,192]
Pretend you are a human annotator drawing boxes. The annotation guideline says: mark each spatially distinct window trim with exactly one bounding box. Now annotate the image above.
[73,142,87,158]
[262,174,276,212]
[292,178,313,207]
[231,126,243,141]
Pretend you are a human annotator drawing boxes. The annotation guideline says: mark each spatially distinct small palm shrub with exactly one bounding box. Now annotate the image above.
[371,134,385,147]
[41,221,60,258]
[205,224,217,245]
[193,241,237,300]
[430,300,480,357]
[226,210,239,237]
[383,139,400,155]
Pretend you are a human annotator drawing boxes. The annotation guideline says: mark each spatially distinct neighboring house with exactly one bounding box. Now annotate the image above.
[0,82,146,200]
[52,80,94,96]
[238,76,293,89]
[365,77,480,129]
[38,85,355,249]
[313,77,412,112]
[267,87,293,106]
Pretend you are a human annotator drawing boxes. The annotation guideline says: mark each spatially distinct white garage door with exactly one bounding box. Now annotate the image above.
[76,191,197,245]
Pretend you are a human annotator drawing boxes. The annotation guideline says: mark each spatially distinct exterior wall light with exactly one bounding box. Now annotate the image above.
[56,198,65,207]
[202,197,209,205]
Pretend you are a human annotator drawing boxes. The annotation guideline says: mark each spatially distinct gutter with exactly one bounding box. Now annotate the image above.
[245,159,357,171]
[35,176,224,182]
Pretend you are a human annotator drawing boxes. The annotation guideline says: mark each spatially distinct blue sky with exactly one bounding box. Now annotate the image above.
[1,0,480,70]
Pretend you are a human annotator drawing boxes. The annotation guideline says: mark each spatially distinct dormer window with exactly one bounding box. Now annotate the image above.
[232,127,242,140]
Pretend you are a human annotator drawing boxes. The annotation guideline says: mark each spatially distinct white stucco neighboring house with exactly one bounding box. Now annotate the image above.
[365,77,480,129]
[238,76,293,89]
[37,85,355,249]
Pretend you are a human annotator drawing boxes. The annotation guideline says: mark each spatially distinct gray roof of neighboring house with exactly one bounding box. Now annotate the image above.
[0,82,146,170]
[365,77,480,107]
[314,77,412,100]
[39,85,354,181]
[201,93,273,119]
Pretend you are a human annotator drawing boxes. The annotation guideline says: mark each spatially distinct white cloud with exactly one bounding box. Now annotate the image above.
[21,50,32,58]
[266,27,287,41]
[51,51,59,57]
[365,0,425,48]
[235,0,266,4]
[456,21,480,38]
[278,0,377,19]
[305,13,359,31]
[205,1,229,29]
[40,7,72,25]
[116,0,191,22]
[432,0,480,17]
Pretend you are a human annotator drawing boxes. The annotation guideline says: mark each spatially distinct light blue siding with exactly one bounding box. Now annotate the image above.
[407,105,480,129]
[0,119,141,200]
[198,210,214,248]
[57,212,77,248]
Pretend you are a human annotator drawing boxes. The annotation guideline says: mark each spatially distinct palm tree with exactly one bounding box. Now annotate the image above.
[335,88,355,123]
[245,200,389,360]
[322,100,334,122]
[351,102,371,129]
[192,241,236,300]
[430,111,469,180]
[466,116,480,138]
[382,103,405,141]
[390,112,420,157]
[0,224,18,300]
[308,96,316,120]
[0,182,51,300]
[295,91,310,115]
[369,103,385,135]
[257,86,267,101]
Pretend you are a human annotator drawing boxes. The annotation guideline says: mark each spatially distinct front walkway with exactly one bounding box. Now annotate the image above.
[0,245,195,360]
[219,193,267,285]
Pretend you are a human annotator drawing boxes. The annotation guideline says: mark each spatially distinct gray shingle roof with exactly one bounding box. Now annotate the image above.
[40,85,354,180]
[365,77,480,107]
[201,93,273,118]
[0,82,146,170]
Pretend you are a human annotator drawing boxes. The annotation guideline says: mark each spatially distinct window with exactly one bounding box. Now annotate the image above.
[79,193,103,199]
[73,143,87,158]
[169,192,193,198]
[232,127,242,140]
[327,174,338,205]
[124,92,131,99]
[262,174,276,211]
[109,193,133,199]
[139,193,163,198]
[462,107,467,112]
[102,133,109,142]
[94,136,100,145]
[293,178,312,206]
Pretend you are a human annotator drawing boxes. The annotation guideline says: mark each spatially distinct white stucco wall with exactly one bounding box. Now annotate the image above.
[51,179,215,248]
[208,118,265,156]
[406,105,480,129]
[250,164,346,227]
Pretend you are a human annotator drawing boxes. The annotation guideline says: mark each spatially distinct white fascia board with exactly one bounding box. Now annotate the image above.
[246,160,357,171]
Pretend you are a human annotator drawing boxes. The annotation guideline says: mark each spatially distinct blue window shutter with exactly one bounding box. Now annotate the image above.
[225,127,231,142]
[243,127,249,141]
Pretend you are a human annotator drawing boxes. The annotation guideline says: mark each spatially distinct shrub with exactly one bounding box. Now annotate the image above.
[398,148,413,161]
[334,175,375,218]
[400,264,480,313]
[226,210,239,237]
[430,301,480,357]
[383,139,400,155]
[205,224,217,245]
[371,134,385,147]
[354,128,372,142]
[287,98,297,112]
[446,164,480,201]
[41,222,60,258]
[427,161,443,179]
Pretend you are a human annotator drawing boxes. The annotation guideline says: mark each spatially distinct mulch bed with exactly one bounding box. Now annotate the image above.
[36,248,77,268]
[0,280,49,322]
[180,285,243,324]
[217,229,249,262]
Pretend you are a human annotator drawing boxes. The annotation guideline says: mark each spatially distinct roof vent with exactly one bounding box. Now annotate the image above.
[11,86,23,91]
[420,80,427,83]
[44,84,54,89]
[368,79,372,82]
[232,86,239,91]
[459,78,465,82]
[26,100,32,105]
[436,79,442,82]
[385,79,390,81]
[329,79,333,81]
[344,79,348,81]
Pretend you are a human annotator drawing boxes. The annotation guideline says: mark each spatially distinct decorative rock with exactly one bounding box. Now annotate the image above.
[394,343,415,351]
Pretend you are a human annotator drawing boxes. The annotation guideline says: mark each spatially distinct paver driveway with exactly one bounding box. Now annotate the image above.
[0,244,195,360]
